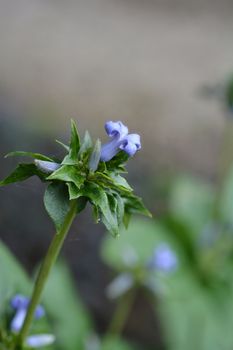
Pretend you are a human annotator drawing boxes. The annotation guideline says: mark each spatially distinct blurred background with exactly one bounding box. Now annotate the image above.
[1,0,233,349]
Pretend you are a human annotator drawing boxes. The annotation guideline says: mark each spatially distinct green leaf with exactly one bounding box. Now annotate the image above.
[0,164,45,186]
[0,243,54,349]
[43,261,92,350]
[102,336,133,350]
[124,193,152,218]
[108,192,124,227]
[66,183,87,212]
[123,212,131,229]
[106,151,129,171]
[110,174,133,191]
[66,182,80,200]
[92,205,100,223]
[101,218,161,271]
[76,196,88,214]
[78,130,92,156]
[44,182,71,231]
[89,139,101,172]
[55,140,70,152]
[78,182,119,236]
[47,165,85,189]
[62,120,81,164]
[170,176,214,235]
[95,172,131,194]
[69,119,80,160]
[220,164,233,225]
[5,151,54,162]
[115,193,125,226]
[0,241,33,339]
[0,241,30,307]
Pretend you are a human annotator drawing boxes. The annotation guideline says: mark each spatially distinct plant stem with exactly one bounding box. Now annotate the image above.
[17,200,77,346]
[104,289,136,343]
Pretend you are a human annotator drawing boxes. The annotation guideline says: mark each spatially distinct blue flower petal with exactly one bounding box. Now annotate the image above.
[35,160,61,174]
[125,134,141,149]
[105,121,128,138]
[119,133,141,156]
[101,122,141,161]
[10,294,45,333]
[34,305,45,319]
[11,295,29,310]
[148,243,178,272]
[121,142,137,156]
[26,334,55,348]
[11,308,27,332]
[100,139,120,162]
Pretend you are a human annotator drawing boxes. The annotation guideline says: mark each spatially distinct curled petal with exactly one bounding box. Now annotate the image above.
[105,121,128,139]
[119,133,141,156]
[26,334,55,348]
[125,134,141,149]
[101,121,141,161]
[122,142,137,156]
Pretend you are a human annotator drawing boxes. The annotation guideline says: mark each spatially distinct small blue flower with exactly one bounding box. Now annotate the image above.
[10,295,55,348]
[11,295,44,333]
[148,243,178,273]
[100,121,141,162]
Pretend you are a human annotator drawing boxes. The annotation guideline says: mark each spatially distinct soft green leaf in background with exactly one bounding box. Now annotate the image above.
[0,242,30,318]
[43,261,92,350]
[101,218,172,271]
[169,176,215,236]
[219,164,233,225]
[101,336,134,350]
[0,242,53,350]
[158,264,233,350]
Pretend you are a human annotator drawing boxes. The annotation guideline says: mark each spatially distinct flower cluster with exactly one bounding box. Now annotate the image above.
[0,120,150,237]
[11,295,55,348]
[100,121,141,162]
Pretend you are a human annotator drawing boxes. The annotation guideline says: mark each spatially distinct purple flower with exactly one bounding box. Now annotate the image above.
[148,243,178,273]
[100,121,141,162]
[10,295,55,348]
[11,295,44,333]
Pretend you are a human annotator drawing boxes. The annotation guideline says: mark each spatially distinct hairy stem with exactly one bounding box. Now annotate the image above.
[17,200,77,346]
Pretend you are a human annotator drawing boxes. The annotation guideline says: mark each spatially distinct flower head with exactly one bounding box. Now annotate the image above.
[11,295,44,333]
[100,121,141,162]
[148,243,178,273]
[10,295,55,348]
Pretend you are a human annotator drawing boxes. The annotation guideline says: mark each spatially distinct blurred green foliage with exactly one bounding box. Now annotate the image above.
[101,166,233,350]
[2,163,233,349]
